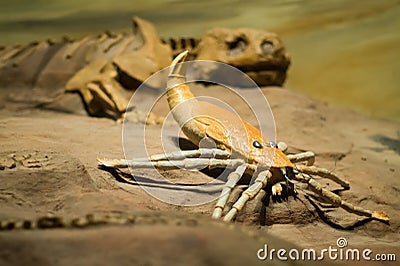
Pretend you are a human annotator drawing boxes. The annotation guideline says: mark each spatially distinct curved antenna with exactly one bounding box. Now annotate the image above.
[167,50,189,90]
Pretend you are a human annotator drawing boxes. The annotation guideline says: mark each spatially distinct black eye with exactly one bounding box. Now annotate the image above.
[266,141,278,148]
[253,140,263,149]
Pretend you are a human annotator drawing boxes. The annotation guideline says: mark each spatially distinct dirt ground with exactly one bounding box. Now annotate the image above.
[0,85,399,265]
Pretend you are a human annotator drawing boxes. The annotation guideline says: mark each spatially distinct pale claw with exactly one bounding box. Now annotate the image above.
[372,211,390,222]
[272,183,282,196]
[97,158,125,168]
[277,141,288,153]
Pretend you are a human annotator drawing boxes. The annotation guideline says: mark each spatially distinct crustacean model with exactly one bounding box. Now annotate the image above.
[98,51,389,224]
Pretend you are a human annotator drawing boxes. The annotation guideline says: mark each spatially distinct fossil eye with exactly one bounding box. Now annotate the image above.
[253,140,263,149]
[261,41,274,55]
[266,141,278,148]
[227,37,247,57]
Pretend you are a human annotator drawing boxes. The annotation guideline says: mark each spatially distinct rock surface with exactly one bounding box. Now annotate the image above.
[0,86,399,265]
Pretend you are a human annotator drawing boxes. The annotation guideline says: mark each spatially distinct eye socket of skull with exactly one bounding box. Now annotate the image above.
[261,40,274,55]
[226,36,247,57]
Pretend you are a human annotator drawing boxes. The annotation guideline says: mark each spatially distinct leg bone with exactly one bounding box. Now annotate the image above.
[287,151,315,166]
[212,164,247,219]
[148,148,230,161]
[98,157,245,170]
[296,165,350,189]
[101,148,230,164]
[223,170,272,222]
[295,174,389,222]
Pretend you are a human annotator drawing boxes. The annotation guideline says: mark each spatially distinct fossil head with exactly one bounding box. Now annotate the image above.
[193,27,290,87]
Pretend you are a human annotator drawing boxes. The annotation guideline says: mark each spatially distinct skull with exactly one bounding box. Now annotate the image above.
[193,28,290,87]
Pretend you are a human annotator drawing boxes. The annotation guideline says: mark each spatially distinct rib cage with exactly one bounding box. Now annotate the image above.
[161,37,200,57]
[0,33,200,90]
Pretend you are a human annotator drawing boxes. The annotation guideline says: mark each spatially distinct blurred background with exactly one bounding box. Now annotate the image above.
[0,0,399,120]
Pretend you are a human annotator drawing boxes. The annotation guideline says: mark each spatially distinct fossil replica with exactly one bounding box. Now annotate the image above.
[98,51,389,225]
[190,27,290,87]
[0,17,290,119]
[0,17,172,119]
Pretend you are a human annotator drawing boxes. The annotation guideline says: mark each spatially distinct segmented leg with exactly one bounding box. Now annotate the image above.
[287,151,315,166]
[223,170,272,222]
[101,149,230,164]
[98,157,245,170]
[294,174,389,222]
[148,148,230,161]
[212,164,247,219]
[295,165,350,189]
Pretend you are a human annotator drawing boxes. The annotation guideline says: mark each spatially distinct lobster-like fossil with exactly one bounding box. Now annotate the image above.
[98,51,389,224]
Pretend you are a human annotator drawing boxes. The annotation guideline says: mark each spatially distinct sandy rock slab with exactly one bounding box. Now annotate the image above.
[0,215,338,266]
[0,151,98,220]
[0,87,399,265]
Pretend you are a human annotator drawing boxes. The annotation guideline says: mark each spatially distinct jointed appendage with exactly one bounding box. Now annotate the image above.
[212,164,247,219]
[294,173,389,222]
[98,148,389,224]
[98,50,389,226]
[223,170,272,222]
[296,165,350,189]
[98,155,243,171]
[147,148,230,161]
[287,151,315,165]
[98,148,230,165]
